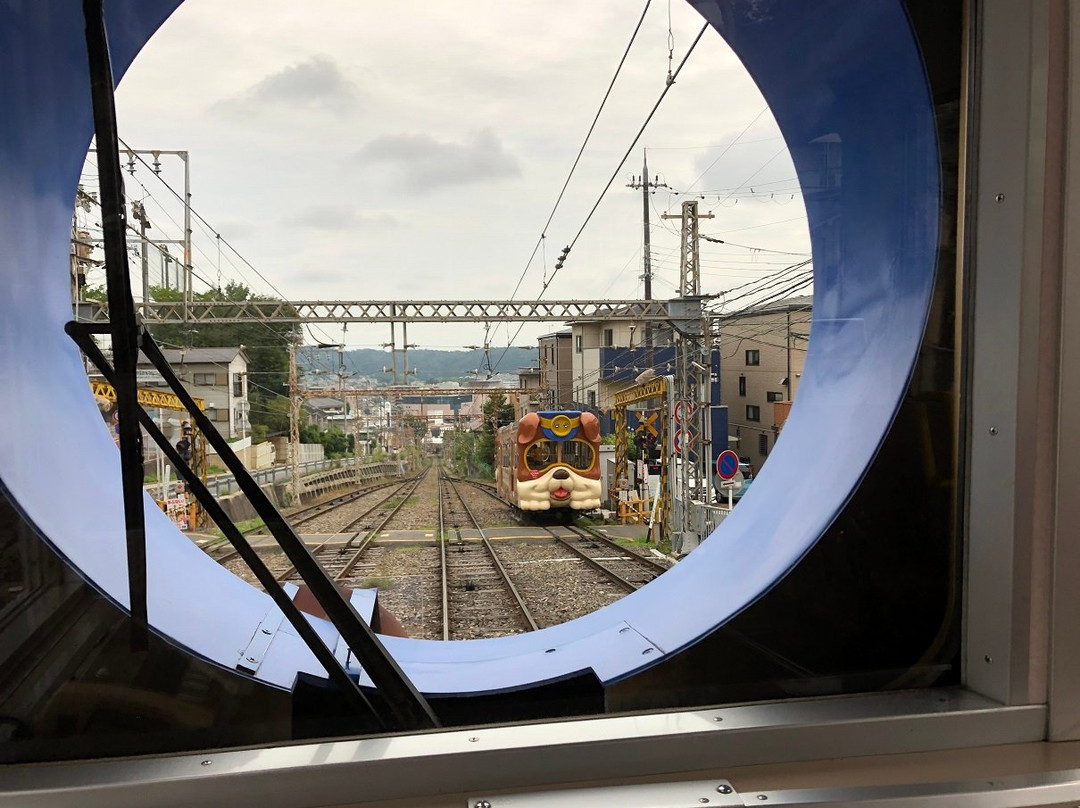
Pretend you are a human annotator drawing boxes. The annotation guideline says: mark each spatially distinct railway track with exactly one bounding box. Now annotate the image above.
[439,471,536,639]
[542,524,670,593]
[205,479,399,565]
[278,469,429,585]
[205,462,667,640]
[208,470,429,586]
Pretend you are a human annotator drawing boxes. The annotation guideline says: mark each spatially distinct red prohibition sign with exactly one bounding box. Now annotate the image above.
[716,449,740,480]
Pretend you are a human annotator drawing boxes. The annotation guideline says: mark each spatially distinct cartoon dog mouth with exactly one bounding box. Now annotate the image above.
[550,487,571,501]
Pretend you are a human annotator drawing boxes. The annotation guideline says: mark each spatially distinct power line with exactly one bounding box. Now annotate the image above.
[506,0,654,303]
[542,21,712,294]
[682,106,769,193]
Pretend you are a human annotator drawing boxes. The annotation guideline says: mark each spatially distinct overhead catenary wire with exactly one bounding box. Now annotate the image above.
[542,21,712,295]
[505,0,654,303]
[494,11,711,375]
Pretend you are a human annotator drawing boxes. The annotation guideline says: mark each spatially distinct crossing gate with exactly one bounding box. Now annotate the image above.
[612,376,673,546]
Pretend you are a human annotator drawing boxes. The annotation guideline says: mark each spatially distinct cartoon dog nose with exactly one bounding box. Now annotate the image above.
[553,468,570,480]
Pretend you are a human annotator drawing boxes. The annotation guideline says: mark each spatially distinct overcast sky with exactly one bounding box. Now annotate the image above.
[80,0,810,359]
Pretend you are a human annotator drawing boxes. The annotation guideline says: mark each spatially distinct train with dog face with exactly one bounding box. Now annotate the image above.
[495,410,602,514]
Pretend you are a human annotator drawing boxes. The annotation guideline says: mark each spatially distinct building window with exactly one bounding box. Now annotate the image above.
[193,372,216,386]
[766,391,784,402]
[587,390,596,408]
[746,405,761,422]
[745,349,760,366]
[602,328,614,347]
[575,335,583,353]
[759,433,769,456]
[738,376,747,397]
[232,372,244,397]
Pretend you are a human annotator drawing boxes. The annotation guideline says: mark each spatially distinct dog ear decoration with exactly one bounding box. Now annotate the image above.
[517,412,540,445]
[579,411,600,442]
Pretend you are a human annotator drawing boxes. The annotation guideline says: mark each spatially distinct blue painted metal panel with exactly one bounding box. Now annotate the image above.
[0,0,939,696]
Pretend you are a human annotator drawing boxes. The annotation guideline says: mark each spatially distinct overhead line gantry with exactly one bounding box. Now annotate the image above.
[78,299,683,325]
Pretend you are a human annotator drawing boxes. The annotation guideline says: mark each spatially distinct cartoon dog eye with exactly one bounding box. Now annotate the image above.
[525,441,554,470]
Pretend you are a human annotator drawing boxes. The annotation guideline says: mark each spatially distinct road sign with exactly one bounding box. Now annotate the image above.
[716,449,740,480]
[673,400,695,426]
[716,471,744,489]
[673,429,694,454]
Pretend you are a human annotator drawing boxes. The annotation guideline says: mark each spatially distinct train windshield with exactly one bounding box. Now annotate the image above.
[561,440,595,472]
[524,440,556,471]
[523,439,594,473]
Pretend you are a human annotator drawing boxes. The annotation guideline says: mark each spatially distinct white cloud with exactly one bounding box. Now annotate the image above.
[283,205,402,233]
[211,55,360,119]
[354,130,521,192]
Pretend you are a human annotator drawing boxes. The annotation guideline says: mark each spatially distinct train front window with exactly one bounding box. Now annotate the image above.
[524,440,555,472]
[561,440,595,472]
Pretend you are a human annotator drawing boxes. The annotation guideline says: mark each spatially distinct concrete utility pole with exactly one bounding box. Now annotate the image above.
[627,153,668,362]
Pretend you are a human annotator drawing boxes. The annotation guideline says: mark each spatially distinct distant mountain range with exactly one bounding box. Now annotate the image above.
[299,347,539,385]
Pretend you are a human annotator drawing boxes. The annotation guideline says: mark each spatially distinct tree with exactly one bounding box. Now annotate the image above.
[400,414,428,446]
[477,392,515,472]
[144,283,300,440]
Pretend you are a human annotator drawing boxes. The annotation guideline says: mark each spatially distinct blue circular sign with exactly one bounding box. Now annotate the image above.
[716,449,740,480]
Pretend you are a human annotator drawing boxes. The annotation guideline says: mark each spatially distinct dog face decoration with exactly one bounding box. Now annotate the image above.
[515,411,602,511]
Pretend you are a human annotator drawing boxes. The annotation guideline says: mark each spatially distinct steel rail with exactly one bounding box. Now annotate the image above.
[438,464,450,641]
[444,476,539,633]
[209,482,395,567]
[272,472,424,582]
[332,470,430,581]
[571,523,671,576]
[546,527,650,594]
[289,481,396,528]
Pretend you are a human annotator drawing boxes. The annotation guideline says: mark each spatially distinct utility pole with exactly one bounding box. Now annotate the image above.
[131,200,150,317]
[382,323,398,384]
[661,200,715,541]
[289,340,301,505]
[786,308,793,401]
[627,153,668,365]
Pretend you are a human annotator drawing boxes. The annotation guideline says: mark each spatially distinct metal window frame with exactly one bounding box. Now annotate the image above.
[0,690,1046,807]
[963,0,1076,732]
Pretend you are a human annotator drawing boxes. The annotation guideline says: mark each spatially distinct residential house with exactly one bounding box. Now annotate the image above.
[718,295,812,472]
[537,330,573,409]
[136,346,250,439]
